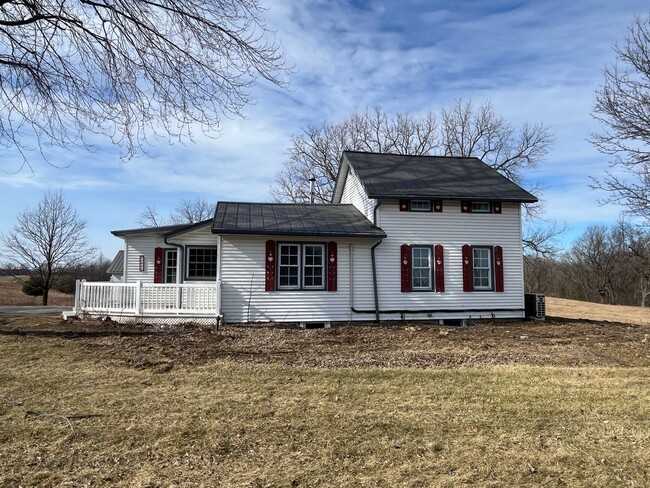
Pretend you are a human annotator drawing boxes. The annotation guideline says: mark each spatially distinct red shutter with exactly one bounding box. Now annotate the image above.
[461,201,471,213]
[434,244,445,292]
[433,200,443,212]
[462,244,473,292]
[153,247,163,283]
[265,240,276,291]
[327,241,337,292]
[399,199,409,212]
[401,244,412,292]
[494,245,504,292]
[492,202,502,214]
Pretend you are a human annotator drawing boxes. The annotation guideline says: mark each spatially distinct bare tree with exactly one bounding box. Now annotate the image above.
[272,102,552,203]
[170,198,214,224]
[138,197,213,227]
[0,0,288,170]
[271,101,557,254]
[591,15,650,221]
[569,224,628,304]
[0,190,96,305]
[271,108,440,203]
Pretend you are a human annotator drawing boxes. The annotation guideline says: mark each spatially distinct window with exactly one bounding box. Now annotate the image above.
[412,246,432,290]
[410,200,431,212]
[472,247,493,290]
[278,243,325,290]
[278,243,300,289]
[164,249,177,283]
[187,247,217,280]
[471,201,491,213]
[303,244,325,289]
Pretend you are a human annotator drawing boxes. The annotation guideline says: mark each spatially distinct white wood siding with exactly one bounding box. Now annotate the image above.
[124,234,167,283]
[369,199,525,319]
[339,167,377,221]
[123,225,217,284]
[170,225,219,284]
[220,235,375,323]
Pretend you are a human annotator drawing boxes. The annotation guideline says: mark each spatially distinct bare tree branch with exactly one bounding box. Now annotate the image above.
[591,15,650,221]
[137,197,213,227]
[0,0,289,170]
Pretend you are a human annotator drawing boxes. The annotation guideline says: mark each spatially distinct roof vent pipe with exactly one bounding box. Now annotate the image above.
[309,177,316,204]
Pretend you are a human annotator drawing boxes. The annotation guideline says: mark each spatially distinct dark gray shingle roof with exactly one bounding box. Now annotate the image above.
[212,202,385,238]
[106,250,124,275]
[111,219,212,238]
[340,151,538,202]
[111,223,190,237]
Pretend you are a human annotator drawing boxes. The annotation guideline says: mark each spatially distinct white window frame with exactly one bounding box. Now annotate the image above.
[411,246,433,291]
[472,247,493,290]
[186,246,218,281]
[164,248,178,284]
[277,243,326,291]
[471,201,491,213]
[410,200,432,212]
[302,244,326,290]
[278,243,301,290]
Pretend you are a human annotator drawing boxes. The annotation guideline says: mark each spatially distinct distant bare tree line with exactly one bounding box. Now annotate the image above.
[526,222,650,307]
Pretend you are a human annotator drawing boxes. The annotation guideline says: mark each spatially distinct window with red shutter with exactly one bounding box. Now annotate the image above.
[462,244,473,291]
[327,241,337,291]
[153,247,163,283]
[434,244,445,292]
[494,245,504,292]
[265,240,276,291]
[400,244,412,292]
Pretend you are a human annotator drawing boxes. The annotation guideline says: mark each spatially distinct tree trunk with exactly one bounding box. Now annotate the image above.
[42,287,49,306]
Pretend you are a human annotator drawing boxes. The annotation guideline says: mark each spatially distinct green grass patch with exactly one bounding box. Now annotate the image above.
[1,335,648,487]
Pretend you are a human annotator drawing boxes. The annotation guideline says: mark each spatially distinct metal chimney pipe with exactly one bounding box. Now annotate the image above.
[309,177,316,203]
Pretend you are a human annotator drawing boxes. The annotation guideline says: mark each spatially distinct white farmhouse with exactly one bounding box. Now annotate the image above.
[74,151,537,325]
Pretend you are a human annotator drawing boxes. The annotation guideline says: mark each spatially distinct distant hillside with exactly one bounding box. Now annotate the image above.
[547,296,649,326]
[0,276,74,306]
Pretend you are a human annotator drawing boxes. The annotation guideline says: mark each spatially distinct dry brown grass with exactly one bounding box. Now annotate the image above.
[1,317,649,487]
[547,296,650,326]
[0,276,74,306]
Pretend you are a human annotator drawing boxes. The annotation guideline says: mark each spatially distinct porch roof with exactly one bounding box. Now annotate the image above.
[212,202,386,238]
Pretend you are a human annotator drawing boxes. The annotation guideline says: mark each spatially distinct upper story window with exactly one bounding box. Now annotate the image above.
[472,247,493,290]
[187,247,217,280]
[471,201,491,213]
[278,243,325,290]
[410,200,432,212]
[461,201,502,214]
[400,199,442,212]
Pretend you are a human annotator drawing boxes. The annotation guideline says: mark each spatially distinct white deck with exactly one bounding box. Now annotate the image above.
[74,280,221,322]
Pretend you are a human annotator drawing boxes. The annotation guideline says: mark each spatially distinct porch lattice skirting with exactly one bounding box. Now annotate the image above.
[74,280,222,325]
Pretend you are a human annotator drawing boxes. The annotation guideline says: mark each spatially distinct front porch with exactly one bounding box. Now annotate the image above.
[73,280,222,324]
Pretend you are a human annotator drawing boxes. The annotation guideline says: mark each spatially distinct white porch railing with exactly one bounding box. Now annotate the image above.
[74,280,221,317]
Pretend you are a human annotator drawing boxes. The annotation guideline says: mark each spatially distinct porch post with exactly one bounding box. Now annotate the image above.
[74,279,81,312]
[135,280,143,315]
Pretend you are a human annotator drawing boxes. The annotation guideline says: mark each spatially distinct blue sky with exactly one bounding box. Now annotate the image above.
[0,0,647,258]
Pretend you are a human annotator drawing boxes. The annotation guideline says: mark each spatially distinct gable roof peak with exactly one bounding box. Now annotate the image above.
[339,150,538,203]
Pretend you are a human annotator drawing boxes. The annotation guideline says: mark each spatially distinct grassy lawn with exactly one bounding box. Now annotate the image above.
[1,331,648,487]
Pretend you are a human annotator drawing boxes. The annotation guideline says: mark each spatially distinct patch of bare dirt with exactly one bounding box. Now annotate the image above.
[1,316,648,369]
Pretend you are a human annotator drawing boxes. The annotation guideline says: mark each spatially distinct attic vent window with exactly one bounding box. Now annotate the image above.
[410,200,431,212]
[471,202,491,213]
